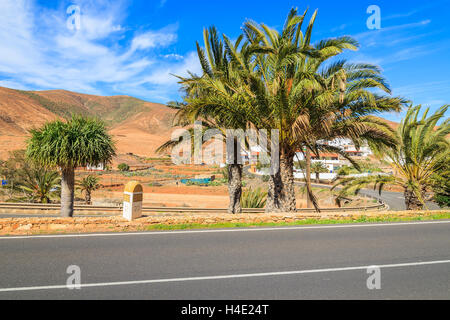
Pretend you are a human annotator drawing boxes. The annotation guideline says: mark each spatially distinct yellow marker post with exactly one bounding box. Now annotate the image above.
[123,181,143,221]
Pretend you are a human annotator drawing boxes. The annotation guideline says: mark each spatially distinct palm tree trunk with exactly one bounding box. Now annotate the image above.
[266,150,296,213]
[266,170,282,212]
[404,188,424,210]
[227,164,242,214]
[305,151,313,208]
[315,172,320,184]
[86,191,92,205]
[61,167,75,217]
[227,136,243,214]
[279,152,296,212]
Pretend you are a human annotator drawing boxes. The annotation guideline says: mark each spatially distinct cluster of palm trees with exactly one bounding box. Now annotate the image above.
[160,7,407,213]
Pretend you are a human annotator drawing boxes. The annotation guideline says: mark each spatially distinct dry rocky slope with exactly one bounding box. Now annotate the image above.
[0,85,400,160]
[0,86,176,159]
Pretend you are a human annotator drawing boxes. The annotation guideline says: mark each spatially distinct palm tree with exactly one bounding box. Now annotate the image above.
[14,167,60,203]
[230,8,337,212]
[158,27,253,213]
[26,115,116,217]
[0,150,60,203]
[333,105,450,210]
[77,175,101,205]
[17,169,60,204]
[233,7,405,212]
[311,162,328,183]
[299,60,406,209]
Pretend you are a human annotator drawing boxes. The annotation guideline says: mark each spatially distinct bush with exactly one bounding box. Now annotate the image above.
[118,163,130,172]
[430,165,450,208]
[0,150,61,203]
[221,167,229,180]
[337,165,351,176]
[337,163,383,176]
[434,194,450,208]
[241,187,267,208]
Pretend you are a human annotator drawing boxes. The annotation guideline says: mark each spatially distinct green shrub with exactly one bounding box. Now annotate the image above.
[434,194,450,208]
[430,164,450,208]
[221,167,229,180]
[241,187,267,208]
[337,163,383,176]
[118,163,130,172]
[337,165,351,176]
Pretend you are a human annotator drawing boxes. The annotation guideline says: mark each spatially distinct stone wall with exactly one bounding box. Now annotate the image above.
[0,210,448,236]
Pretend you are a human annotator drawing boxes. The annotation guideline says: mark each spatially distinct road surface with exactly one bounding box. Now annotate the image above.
[0,220,449,299]
[303,182,441,211]
[244,165,442,211]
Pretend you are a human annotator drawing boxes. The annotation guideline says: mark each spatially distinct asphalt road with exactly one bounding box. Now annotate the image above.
[244,166,442,211]
[304,182,441,211]
[0,220,449,299]
[357,188,440,211]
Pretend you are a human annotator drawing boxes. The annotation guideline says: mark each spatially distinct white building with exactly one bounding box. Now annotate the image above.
[327,138,373,157]
[86,163,105,171]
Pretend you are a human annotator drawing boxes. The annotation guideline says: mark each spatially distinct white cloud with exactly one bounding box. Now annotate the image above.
[393,81,450,97]
[354,19,432,41]
[130,25,178,52]
[0,0,194,103]
[346,18,439,67]
[140,51,201,86]
[163,53,184,60]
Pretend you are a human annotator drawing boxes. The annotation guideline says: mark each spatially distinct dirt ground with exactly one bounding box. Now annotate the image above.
[0,155,377,209]
[88,158,373,209]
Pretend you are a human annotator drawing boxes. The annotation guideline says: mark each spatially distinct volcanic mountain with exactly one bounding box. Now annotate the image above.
[0,86,177,159]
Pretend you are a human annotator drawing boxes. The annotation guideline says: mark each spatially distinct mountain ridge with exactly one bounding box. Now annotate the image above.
[0,86,176,159]
[0,85,401,161]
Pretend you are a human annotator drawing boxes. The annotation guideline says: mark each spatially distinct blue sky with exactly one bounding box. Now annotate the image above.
[0,0,449,122]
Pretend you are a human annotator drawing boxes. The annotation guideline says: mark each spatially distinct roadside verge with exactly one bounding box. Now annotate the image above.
[0,210,449,236]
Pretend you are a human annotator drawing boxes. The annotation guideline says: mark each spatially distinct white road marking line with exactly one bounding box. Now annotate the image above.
[0,259,449,293]
[0,220,449,240]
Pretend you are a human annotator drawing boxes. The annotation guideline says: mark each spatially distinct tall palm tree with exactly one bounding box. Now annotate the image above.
[233,7,405,212]
[26,115,116,217]
[77,175,101,205]
[299,60,406,210]
[231,8,328,212]
[311,162,328,183]
[158,27,254,213]
[333,105,450,210]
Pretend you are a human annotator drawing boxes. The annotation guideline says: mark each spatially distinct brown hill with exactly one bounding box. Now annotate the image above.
[0,86,402,161]
[377,117,400,130]
[0,86,176,159]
